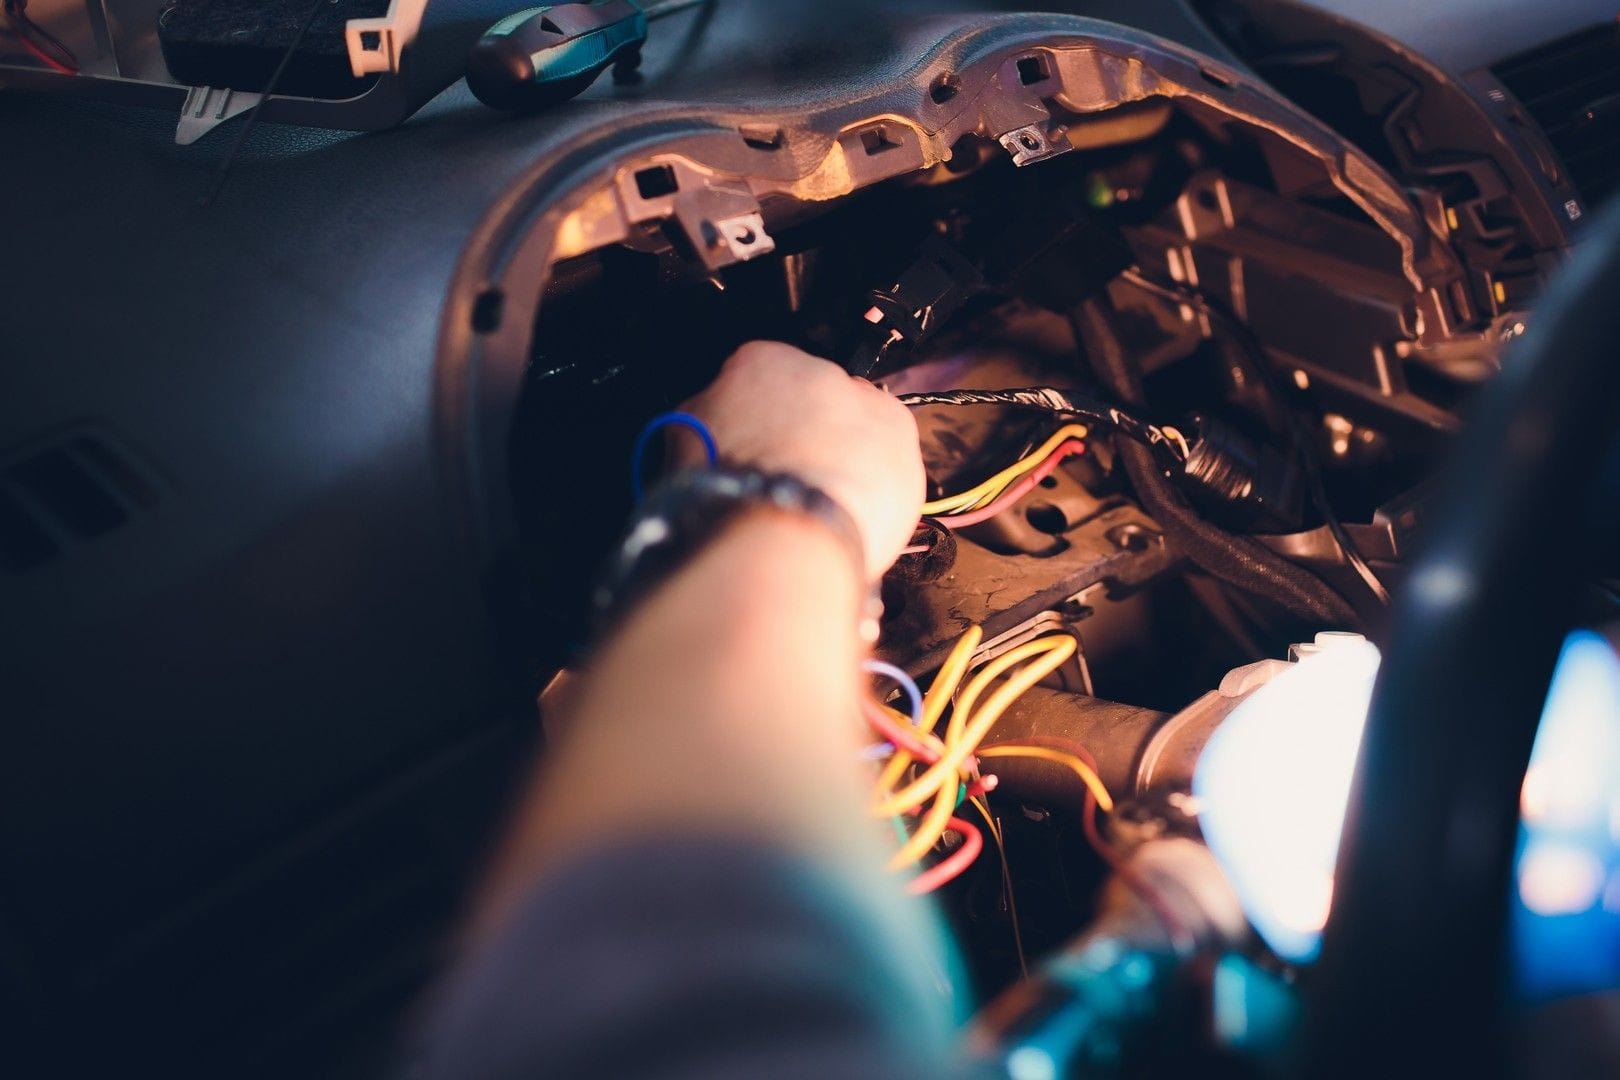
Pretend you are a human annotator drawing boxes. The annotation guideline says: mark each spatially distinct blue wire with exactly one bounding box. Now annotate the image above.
[631,411,719,502]
[862,659,925,728]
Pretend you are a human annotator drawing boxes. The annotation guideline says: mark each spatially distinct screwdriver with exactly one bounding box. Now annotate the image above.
[467,0,709,112]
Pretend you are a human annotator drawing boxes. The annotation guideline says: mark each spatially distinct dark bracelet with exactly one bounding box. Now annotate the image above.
[591,465,870,642]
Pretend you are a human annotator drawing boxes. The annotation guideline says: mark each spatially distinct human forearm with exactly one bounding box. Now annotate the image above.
[477,510,882,931]
[473,342,924,935]
[558,509,871,841]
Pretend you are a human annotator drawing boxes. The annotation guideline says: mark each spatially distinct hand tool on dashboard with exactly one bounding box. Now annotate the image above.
[466,0,708,111]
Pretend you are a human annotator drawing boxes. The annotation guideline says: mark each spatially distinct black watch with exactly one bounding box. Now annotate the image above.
[591,465,872,641]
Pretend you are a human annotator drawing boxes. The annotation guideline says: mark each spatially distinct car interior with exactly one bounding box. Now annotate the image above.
[6,0,1620,1075]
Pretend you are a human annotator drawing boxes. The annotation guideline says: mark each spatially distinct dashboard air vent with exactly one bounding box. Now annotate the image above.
[1494,24,1620,210]
[0,433,160,573]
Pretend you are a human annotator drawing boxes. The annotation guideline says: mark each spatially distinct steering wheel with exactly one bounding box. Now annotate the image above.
[1303,203,1620,1075]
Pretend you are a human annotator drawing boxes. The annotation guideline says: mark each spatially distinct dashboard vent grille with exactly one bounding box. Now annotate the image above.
[1494,24,1620,210]
[0,433,160,573]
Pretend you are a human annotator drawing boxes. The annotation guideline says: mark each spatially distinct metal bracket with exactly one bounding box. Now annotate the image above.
[175,86,261,145]
[614,158,776,272]
[980,52,1073,168]
[969,610,1094,695]
[702,211,773,265]
[998,122,1070,167]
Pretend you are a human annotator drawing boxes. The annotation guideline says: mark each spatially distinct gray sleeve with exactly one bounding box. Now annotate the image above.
[413,837,989,1080]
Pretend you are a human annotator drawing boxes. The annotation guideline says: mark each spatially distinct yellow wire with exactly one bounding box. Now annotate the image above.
[887,637,1075,867]
[877,626,981,795]
[967,794,1000,844]
[875,636,1077,819]
[881,638,1057,819]
[886,641,1075,866]
[891,777,959,869]
[881,637,1069,822]
[920,424,1089,517]
[921,424,1086,515]
[944,633,1074,746]
[977,744,1115,812]
[876,701,947,758]
[872,628,1079,875]
[924,625,983,730]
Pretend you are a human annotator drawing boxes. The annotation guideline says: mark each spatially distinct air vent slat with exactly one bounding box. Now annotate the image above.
[0,430,161,575]
[1495,24,1620,210]
[1503,61,1618,102]
[8,449,129,538]
[0,485,61,572]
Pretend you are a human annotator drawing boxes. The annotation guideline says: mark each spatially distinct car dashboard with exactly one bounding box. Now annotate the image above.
[4,0,1619,1073]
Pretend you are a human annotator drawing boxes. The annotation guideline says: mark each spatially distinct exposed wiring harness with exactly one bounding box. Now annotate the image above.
[897,388,1189,475]
[622,379,1164,919]
[929,439,1086,530]
[889,285,1386,615]
[1071,295,1362,627]
[906,815,983,896]
[864,626,1136,905]
[2,0,78,74]
[1118,268,1392,607]
[919,424,1091,519]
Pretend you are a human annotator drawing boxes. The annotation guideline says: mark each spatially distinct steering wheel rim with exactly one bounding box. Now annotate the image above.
[1304,204,1620,1075]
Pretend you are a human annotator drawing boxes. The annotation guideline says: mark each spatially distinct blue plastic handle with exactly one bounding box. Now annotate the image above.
[468,1,649,111]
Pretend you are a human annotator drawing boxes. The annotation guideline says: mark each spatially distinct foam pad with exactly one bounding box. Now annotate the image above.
[158,0,392,99]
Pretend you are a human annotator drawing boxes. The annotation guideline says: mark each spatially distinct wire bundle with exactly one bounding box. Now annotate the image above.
[919,424,1089,525]
[864,626,1116,895]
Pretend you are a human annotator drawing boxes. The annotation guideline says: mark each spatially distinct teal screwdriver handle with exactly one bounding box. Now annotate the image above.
[467,1,651,111]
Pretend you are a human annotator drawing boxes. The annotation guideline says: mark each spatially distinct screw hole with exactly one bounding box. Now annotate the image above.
[1106,523,1154,552]
[929,73,961,104]
[1195,188,1219,212]
[1025,504,1069,535]
[1039,475,1059,489]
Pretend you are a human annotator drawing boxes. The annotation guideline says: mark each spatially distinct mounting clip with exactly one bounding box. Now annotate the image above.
[615,158,776,272]
[345,0,430,76]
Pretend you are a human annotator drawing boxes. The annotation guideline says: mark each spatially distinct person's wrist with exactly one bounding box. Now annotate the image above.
[591,465,874,645]
[719,460,915,582]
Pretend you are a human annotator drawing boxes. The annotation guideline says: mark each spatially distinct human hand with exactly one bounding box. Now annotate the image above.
[678,341,924,581]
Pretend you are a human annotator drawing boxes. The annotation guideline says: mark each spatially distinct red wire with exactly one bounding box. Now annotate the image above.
[936,440,1086,529]
[907,816,983,895]
[993,731,1195,950]
[1080,787,1196,953]
[9,28,72,73]
[4,0,78,74]
[861,697,941,764]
